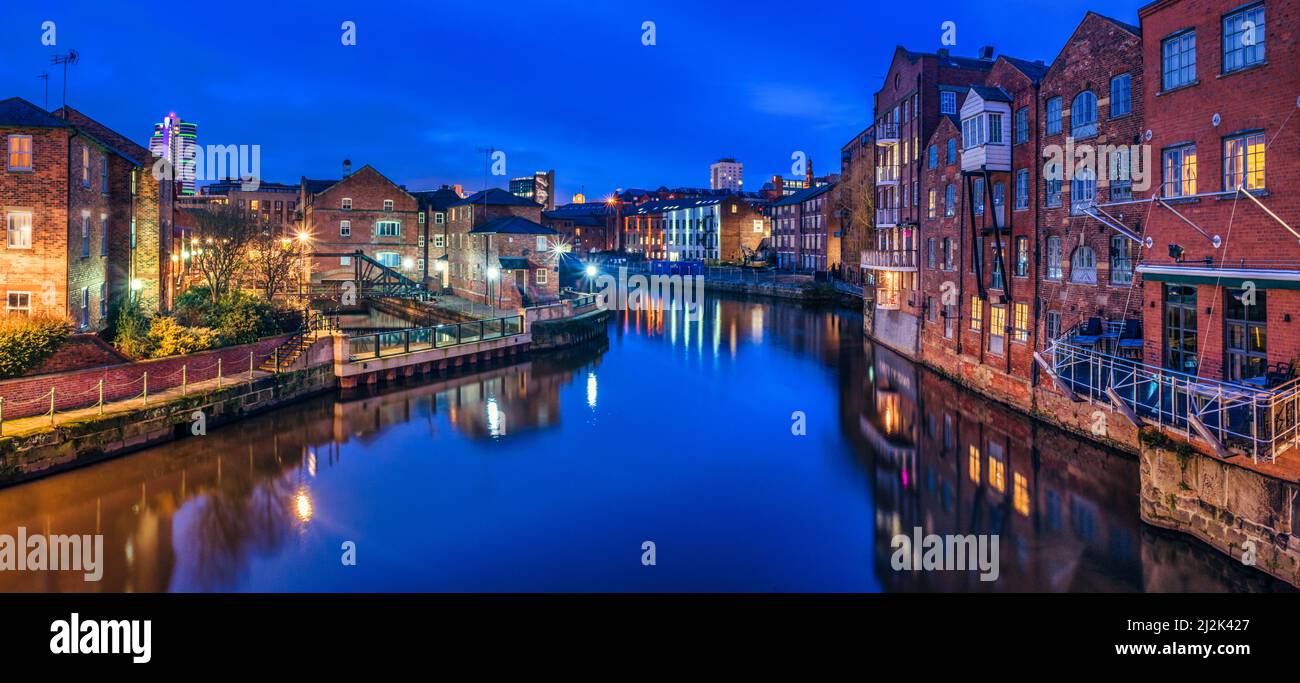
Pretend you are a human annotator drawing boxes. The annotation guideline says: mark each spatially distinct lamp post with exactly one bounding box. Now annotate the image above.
[487,266,500,315]
[296,230,311,302]
[584,263,597,293]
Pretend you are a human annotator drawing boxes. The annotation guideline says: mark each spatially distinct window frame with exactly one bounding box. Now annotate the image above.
[6,210,33,249]
[1222,3,1265,74]
[1222,130,1265,191]
[7,134,33,171]
[1161,29,1197,91]
[1110,74,1132,117]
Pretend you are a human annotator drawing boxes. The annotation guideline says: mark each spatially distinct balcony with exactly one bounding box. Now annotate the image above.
[876,122,900,145]
[876,165,899,186]
[875,206,899,227]
[860,248,917,272]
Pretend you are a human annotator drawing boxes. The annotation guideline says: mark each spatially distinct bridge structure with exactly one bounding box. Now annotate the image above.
[310,250,434,301]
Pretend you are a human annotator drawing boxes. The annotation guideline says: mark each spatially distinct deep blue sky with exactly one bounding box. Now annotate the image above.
[4,0,1143,203]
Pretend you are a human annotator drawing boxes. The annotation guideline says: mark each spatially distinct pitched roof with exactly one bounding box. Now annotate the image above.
[450,187,540,208]
[53,106,151,166]
[771,183,835,207]
[303,178,339,194]
[497,256,534,270]
[469,215,557,235]
[410,186,462,211]
[969,85,1013,103]
[0,97,70,128]
[897,46,997,72]
[999,55,1050,84]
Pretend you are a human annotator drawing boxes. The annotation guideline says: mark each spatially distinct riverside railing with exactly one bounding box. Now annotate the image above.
[1046,337,1300,463]
[345,315,525,362]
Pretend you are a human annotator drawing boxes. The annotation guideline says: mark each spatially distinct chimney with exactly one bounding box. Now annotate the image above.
[806,157,814,187]
[979,45,995,61]
[342,159,352,177]
[937,48,949,59]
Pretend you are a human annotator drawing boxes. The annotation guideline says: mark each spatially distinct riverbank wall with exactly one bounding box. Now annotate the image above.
[0,363,337,487]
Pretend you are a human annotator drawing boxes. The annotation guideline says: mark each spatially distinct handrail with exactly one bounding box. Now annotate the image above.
[345,314,525,362]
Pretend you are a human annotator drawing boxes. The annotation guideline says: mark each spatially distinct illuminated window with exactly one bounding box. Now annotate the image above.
[1013,473,1030,516]
[970,297,983,331]
[81,146,89,187]
[968,445,981,483]
[1223,132,1265,191]
[6,135,32,170]
[6,211,33,249]
[1013,303,1029,343]
[535,269,548,284]
[988,451,1005,492]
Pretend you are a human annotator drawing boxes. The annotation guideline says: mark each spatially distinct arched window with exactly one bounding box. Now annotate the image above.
[1071,91,1097,138]
[1070,246,1097,284]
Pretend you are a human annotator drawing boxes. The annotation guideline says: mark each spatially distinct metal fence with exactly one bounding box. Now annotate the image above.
[346,315,525,362]
[1047,338,1300,463]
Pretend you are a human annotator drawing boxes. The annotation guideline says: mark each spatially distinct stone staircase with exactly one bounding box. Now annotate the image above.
[258,314,338,373]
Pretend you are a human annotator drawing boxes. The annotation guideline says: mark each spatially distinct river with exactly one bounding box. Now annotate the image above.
[0,295,1289,592]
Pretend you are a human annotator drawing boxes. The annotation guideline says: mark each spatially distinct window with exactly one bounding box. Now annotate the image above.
[340,255,352,267]
[376,221,401,237]
[417,234,425,248]
[376,251,401,268]
[992,182,1005,221]
[1109,146,1133,200]
[1045,311,1061,341]
[970,297,983,331]
[1162,30,1196,90]
[1045,97,1062,134]
[991,243,1005,290]
[1223,132,1265,191]
[1014,107,1029,144]
[100,282,107,318]
[927,237,937,269]
[913,180,919,207]
[972,178,985,216]
[418,212,425,224]
[1070,246,1097,284]
[433,234,445,248]
[383,199,394,212]
[6,292,31,315]
[1014,236,1029,277]
[6,211,33,249]
[101,156,109,193]
[1045,236,1063,280]
[989,305,1006,355]
[1046,175,1062,208]
[1164,284,1198,373]
[1110,74,1132,117]
[342,198,352,210]
[81,215,90,258]
[100,215,107,256]
[535,269,548,285]
[417,258,424,272]
[1162,144,1197,197]
[945,184,955,217]
[1013,303,1029,343]
[340,220,351,237]
[434,212,445,224]
[1223,4,1265,73]
[80,287,89,327]
[1015,169,1029,210]
[927,189,936,219]
[1225,288,1267,381]
[943,238,954,271]
[988,446,1006,492]
[6,135,32,170]
[987,113,1002,144]
[968,445,981,483]
[536,236,548,251]
[1071,167,1096,214]
[1013,472,1030,516]
[946,138,956,164]
[928,144,937,169]
[1110,236,1133,285]
[940,91,957,114]
[130,218,135,249]
[81,147,89,187]
[1071,91,1097,138]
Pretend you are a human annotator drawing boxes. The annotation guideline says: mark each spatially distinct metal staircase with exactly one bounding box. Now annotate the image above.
[259,312,339,373]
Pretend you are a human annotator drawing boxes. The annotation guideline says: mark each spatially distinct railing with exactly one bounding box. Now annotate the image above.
[860,248,917,270]
[1046,337,1300,463]
[346,315,525,362]
[876,165,899,184]
[876,207,900,225]
[876,122,900,142]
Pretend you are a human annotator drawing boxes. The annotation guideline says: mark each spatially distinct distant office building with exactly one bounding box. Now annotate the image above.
[148,113,198,195]
[509,170,555,211]
[710,158,743,191]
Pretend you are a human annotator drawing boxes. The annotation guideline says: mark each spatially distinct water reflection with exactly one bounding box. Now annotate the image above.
[0,295,1288,592]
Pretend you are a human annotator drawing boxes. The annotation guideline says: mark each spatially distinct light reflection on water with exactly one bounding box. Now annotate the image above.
[0,295,1289,592]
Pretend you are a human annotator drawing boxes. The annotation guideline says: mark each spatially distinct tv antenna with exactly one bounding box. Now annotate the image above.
[50,50,79,112]
[37,72,49,110]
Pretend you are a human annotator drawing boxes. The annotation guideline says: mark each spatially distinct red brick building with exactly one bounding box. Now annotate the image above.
[1037,13,1146,353]
[2,98,169,329]
[771,183,840,273]
[541,201,621,257]
[300,163,423,285]
[839,126,875,286]
[446,188,558,307]
[1137,0,1300,384]
[410,185,463,291]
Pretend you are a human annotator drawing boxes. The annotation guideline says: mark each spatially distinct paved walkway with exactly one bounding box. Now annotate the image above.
[0,370,274,438]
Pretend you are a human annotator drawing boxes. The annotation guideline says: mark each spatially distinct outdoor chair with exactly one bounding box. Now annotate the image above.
[1073,317,1103,346]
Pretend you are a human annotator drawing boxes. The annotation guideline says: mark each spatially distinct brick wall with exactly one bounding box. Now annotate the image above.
[303,166,422,283]
[0,334,291,420]
[0,126,70,319]
[445,202,543,302]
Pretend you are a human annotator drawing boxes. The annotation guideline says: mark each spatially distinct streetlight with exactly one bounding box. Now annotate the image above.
[486,266,500,313]
[584,263,597,293]
[295,230,311,301]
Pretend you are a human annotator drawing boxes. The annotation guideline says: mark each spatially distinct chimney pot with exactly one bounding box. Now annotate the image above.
[343,159,352,177]
[980,45,995,60]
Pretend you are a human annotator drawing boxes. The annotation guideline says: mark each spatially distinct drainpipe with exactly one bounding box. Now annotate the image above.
[1030,83,1043,388]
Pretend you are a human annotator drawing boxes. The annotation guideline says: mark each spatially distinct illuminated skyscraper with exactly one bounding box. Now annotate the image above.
[149,113,198,195]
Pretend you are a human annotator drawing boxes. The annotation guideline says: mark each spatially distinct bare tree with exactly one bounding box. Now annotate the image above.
[190,203,258,304]
[249,228,298,301]
[835,158,876,282]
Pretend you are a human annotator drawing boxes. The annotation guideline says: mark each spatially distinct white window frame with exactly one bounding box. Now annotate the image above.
[6,211,33,249]
[535,269,548,284]
[340,220,351,237]
[433,234,445,248]
[383,199,394,212]
[6,291,32,315]
[376,221,401,238]
[342,197,352,210]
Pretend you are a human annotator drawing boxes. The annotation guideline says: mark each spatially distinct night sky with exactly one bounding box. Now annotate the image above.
[3,0,1144,202]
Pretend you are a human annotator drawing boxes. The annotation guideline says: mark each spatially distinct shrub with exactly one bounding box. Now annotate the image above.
[214,294,281,345]
[147,317,218,358]
[173,286,217,327]
[0,314,73,379]
[106,299,156,359]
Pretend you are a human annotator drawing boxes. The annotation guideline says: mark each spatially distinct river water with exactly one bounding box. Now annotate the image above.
[0,295,1289,592]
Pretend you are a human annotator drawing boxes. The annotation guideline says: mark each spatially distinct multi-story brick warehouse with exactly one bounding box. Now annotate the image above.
[410,184,463,291]
[1037,13,1146,356]
[1136,0,1300,384]
[839,125,875,286]
[866,46,1005,358]
[1,98,169,329]
[299,163,423,285]
[771,184,840,273]
[199,179,300,234]
[541,200,622,257]
[445,188,558,306]
[919,55,1050,403]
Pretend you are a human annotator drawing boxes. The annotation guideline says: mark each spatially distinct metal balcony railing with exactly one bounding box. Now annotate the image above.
[876,122,900,144]
[860,248,917,270]
[1045,329,1300,463]
[876,207,899,226]
[876,165,899,184]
